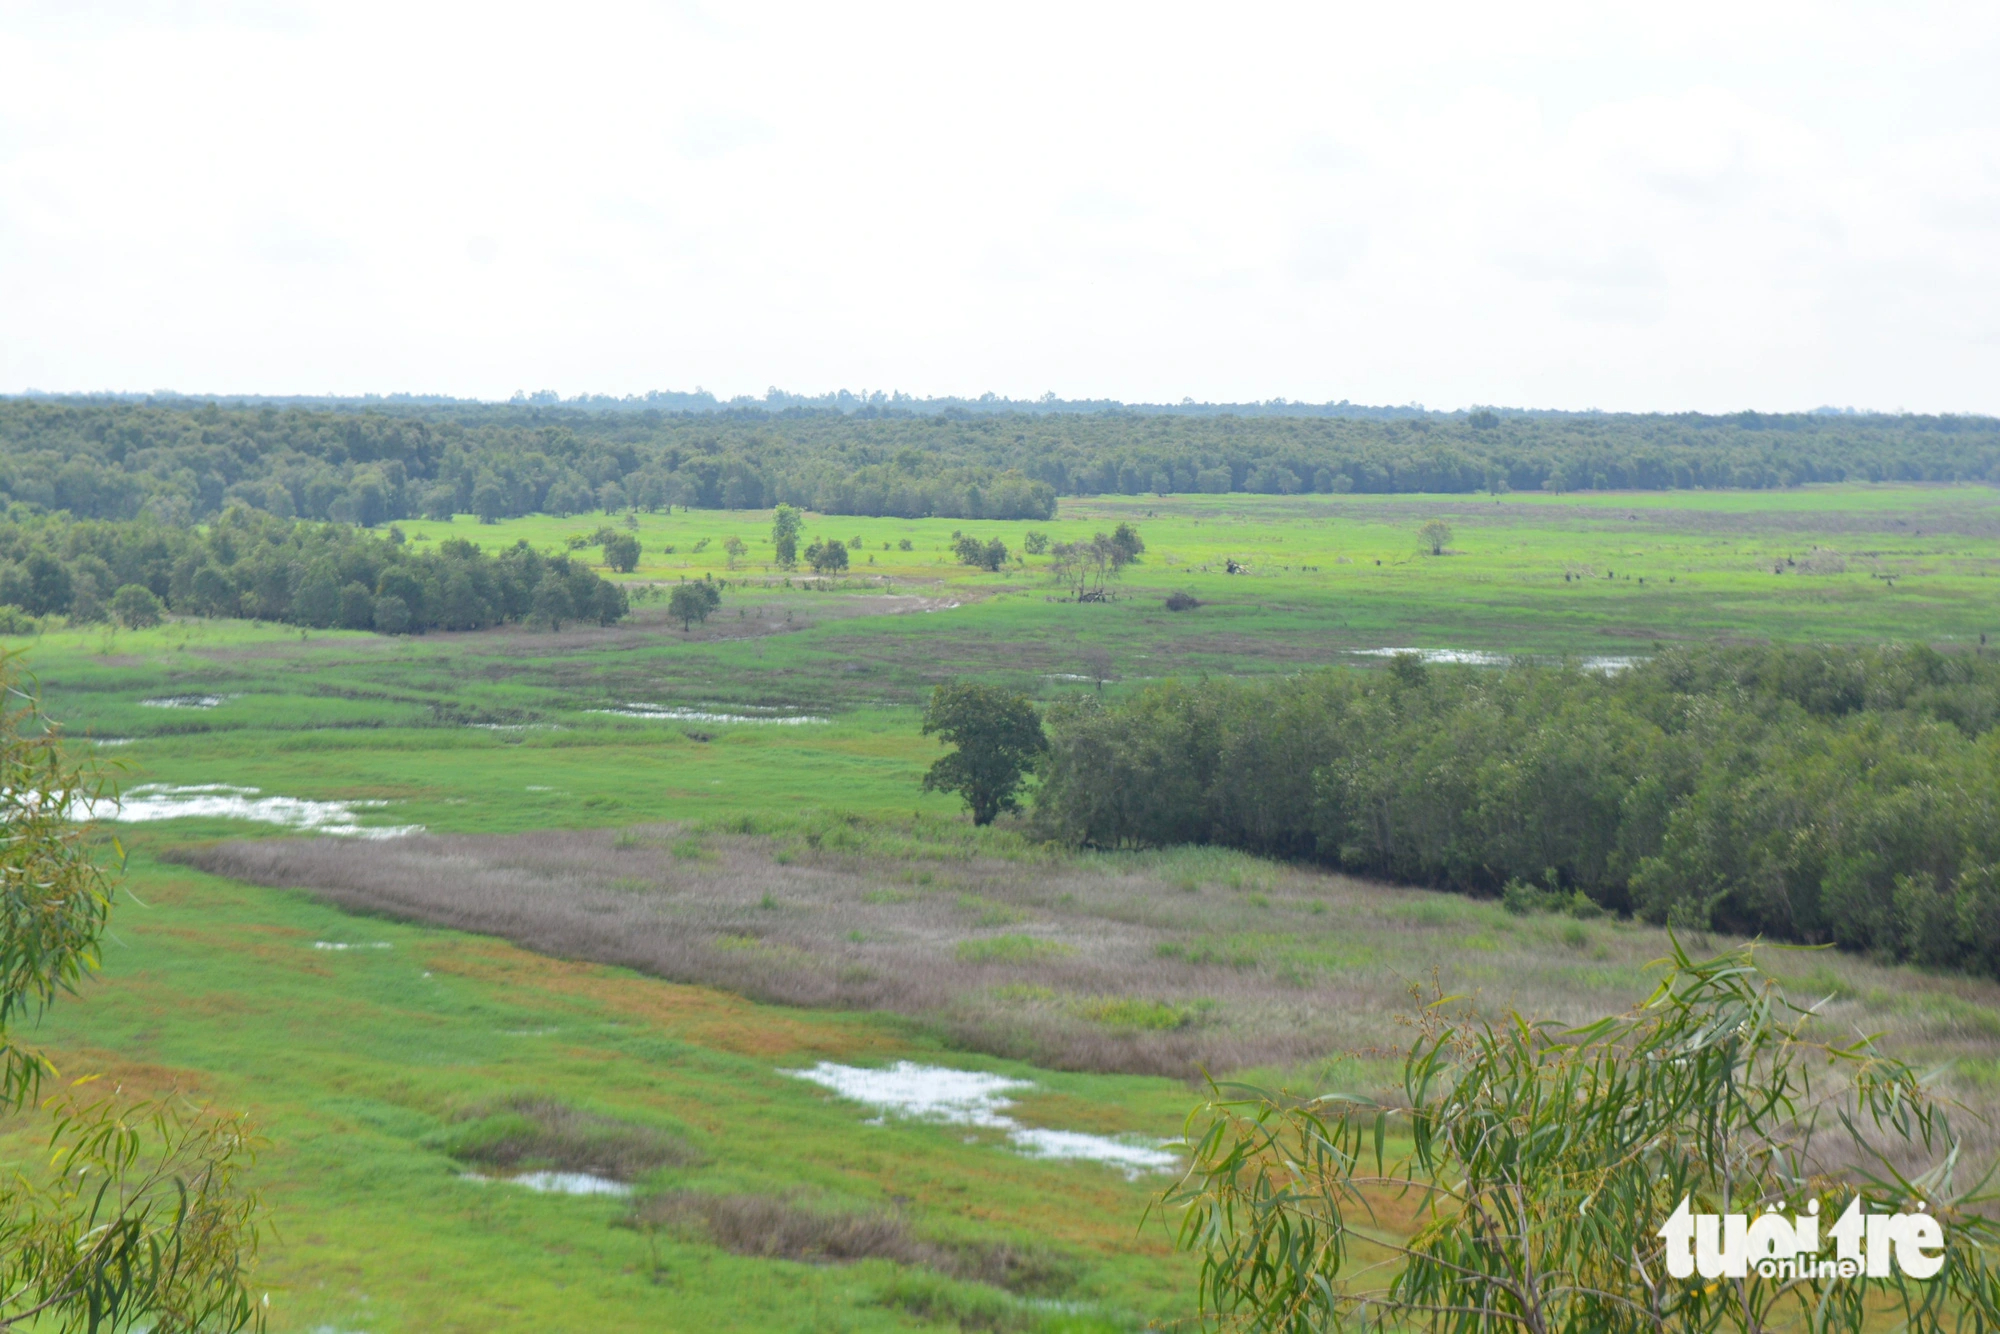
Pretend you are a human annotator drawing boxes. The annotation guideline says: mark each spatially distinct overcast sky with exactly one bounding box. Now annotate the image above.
[2,2,1997,412]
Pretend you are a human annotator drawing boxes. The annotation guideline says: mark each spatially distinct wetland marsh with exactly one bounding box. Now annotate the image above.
[8,484,2000,1332]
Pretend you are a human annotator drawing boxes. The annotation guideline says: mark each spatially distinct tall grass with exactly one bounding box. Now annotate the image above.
[174,813,2000,1120]
[629,1190,1080,1296]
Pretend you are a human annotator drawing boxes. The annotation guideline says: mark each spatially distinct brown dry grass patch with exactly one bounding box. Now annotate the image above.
[629,1191,1079,1295]
[19,1050,217,1105]
[415,937,899,1061]
[171,823,2000,1111]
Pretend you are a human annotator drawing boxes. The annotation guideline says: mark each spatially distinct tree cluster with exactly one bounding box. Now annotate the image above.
[1046,523,1143,601]
[1034,643,2000,979]
[5,398,1997,529]
[0,508,629,634]
[804,537,850,574]
[951,533,1008,571]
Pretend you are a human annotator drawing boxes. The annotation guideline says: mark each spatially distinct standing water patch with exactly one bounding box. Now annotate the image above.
[459,1171,632,1197]
[587,703,829,725]
[1352,648,1637,673]
[100,784,422,838]
[786,1061,1179,1177]
[1352,648,1508,666]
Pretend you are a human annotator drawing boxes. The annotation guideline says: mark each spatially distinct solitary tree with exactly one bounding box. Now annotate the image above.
[1165,940,2000,1333]
[668,579,721,631]
[110,583,165,629]
[601,533,640,573]
[920,682,1047,825]
[1079,645,1113,693]
[723,535,746,569]
[804,538,849,575]
[1109,522,1144,564]
[587,578,630,626]
[771,504,802,569]
[0,654,264,1330]
[1420,518,1453,555]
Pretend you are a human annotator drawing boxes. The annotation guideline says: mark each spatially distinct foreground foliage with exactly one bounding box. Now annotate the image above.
[1167,942,2000,1332]
[1036,644,2000,978]
[0,655,263,1330]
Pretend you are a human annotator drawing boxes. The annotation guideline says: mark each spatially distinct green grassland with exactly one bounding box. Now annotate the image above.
[12,839,1196,1332]
[20,483,2000,737]
[5,484,2000,1331]
[513,480,2000,657]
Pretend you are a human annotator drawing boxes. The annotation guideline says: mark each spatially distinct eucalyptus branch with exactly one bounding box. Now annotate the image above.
[1164,940,2000,1333]
[0,654,265,1334]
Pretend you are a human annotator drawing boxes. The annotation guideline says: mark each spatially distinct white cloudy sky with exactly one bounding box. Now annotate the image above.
[3,1,1998,411]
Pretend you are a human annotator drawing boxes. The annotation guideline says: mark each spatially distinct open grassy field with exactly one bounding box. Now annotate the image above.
[19,483,2000,740]
[5,484,2000,1331]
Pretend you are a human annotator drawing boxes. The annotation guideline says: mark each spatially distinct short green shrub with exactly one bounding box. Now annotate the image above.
[1072,997,1208,1032]
[956,935,1075,964]
[1154,939,1257,968]
[430,1097,702,1180]
[958,894,1026,926]
[1501,878,1605,920]
[873,1271,1118,1333]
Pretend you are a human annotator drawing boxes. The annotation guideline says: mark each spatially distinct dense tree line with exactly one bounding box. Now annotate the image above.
[1032,645,2000,978]
[2,398,1995,528]
[0,509,628,633]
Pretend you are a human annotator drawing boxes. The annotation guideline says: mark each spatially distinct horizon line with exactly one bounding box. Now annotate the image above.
[4,389,1987,422]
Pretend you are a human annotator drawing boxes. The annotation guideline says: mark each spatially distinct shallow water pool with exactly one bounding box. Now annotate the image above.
[788,1060,1179,1177]
[588,703,830,725]
[101,784,422,838]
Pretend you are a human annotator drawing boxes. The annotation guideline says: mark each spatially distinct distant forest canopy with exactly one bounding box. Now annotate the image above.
[0,507,630,634]
[2,395,1997,527]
